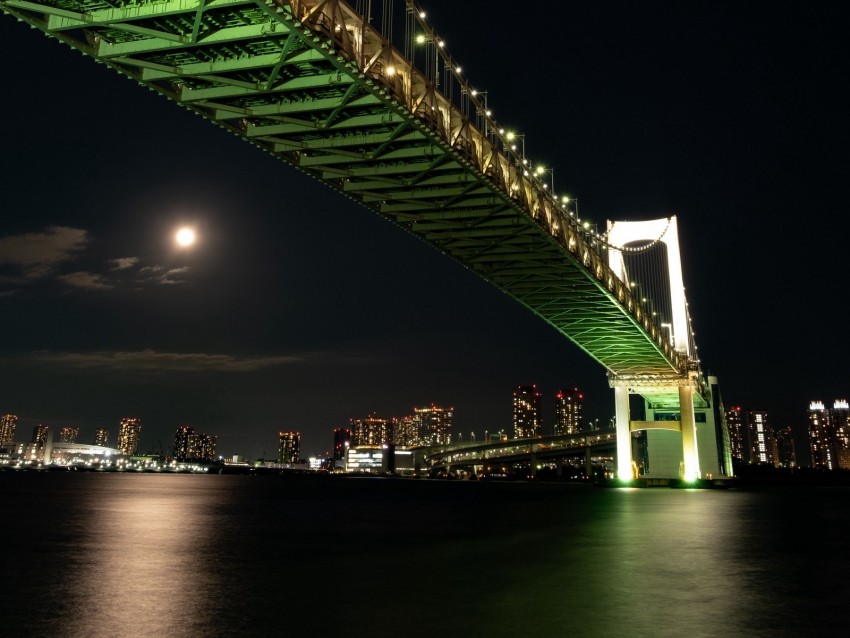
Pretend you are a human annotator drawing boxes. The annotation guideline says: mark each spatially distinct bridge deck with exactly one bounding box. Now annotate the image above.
[3,0,685,377]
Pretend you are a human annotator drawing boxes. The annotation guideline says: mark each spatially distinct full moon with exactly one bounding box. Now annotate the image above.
[175,227,196,247]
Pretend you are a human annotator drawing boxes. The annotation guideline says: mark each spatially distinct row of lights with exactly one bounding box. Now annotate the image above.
[409,5,586,224]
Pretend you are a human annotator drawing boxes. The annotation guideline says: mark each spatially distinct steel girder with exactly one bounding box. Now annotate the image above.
[2,0,687,378]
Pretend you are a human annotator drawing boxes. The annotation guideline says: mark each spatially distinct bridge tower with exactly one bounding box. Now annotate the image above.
[606,217,724,481]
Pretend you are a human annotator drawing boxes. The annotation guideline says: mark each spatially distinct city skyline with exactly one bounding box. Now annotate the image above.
[1,2,847,457]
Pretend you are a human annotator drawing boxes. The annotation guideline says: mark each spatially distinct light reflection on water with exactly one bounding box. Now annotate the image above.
[70,476,219,637]
[1,474,848,637]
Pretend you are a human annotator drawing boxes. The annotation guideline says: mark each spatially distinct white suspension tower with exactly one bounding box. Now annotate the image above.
[606,216,702,481]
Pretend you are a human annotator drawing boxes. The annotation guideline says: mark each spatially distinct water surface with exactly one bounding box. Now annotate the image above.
[1,473,846,637]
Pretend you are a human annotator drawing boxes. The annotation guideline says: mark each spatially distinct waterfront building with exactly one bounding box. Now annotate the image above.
[173,426,194,460]
[807,401,834,470]
[413,405,453,446]
[333,428,351,461]
[831,400,850,470]
[59,427,79,444]
[747,410,776,466]
[725,406,746,462]
[32,424,49,447]
[173,426,217,462]
[774,425,797,468]
[554,388,583,435]
[350,414,394,447]
[513,385,541,439]
[394,415,418,447]
[278,431,301,464]
[94,428,109,447]
[0,414,17,444]
[117,418,142,456]
[50,443,121,465]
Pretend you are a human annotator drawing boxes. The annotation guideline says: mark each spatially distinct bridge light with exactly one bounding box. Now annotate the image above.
[506,131,515,141]
[419,11,426,18]
[485,109,491,116]
[386,65,396,76]
[416,34,426,44]
[437,40,445,48]
[470,89,477,96]
[455,66,462,73]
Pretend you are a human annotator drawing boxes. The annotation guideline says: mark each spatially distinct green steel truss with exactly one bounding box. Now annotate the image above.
[2,0,691,379]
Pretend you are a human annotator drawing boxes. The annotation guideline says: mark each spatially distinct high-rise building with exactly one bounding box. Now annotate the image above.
[117,418,142,456]
[394,415,417,447]
[831,400,850,470]
[350,414,394,447]
[278,431,301,463]
[774,425,796,468]
[32,424,49,447]
[333,428,351,461]
[554,388,583,435]
[173,426,194,460]
[808,401,834,470]
[0,414,17,444]
[747,410,776,466]
[725,406,746,462]
[413,405,453,446]
[59,427,80,443]
[513,385,541,439]
[173,426,217,462]
[192,433,217,462]
[94,428,109,447]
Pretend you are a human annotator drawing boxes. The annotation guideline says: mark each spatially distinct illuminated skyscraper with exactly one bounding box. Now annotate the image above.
[117,418,142,456]
[32,424,49,447]
[278,431,301,463]
[94,428,109,447]
[333,428,351,461]
[831,400,850,470]
[413,405,453,446]
[350,414,394,447]
[173,426,217,462]
[747,410,776,466]
[59,427,80,443]
[394,415,417,447]
[554,388,583,435]
[0,414,17,444]
[808,401,834,470]
[193,433,217,462]
[513,385,541,439]
[725,406,746,461]
[173,426,194,460]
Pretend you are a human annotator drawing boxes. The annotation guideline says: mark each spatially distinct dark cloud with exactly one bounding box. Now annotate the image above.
[57,271,113,290]
[19,349,305,373]
[109,256,140,271]
[0,226,88,282]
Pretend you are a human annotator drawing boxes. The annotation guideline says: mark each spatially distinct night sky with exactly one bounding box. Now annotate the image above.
[0,1,846,460]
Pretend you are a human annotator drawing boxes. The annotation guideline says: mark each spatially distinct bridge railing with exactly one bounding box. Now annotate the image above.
[283,0,684,373]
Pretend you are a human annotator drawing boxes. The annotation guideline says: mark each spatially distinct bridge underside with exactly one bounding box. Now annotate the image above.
[2,0,685,378]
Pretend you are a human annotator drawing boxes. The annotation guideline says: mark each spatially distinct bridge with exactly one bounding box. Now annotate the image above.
[2,0,733,481]
[425,430,617,479]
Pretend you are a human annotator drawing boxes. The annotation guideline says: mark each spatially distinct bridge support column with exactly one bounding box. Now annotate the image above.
[679,383,701,480]
[529,453,538,479]
[585,446,593,480]
[614,386,632,481]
